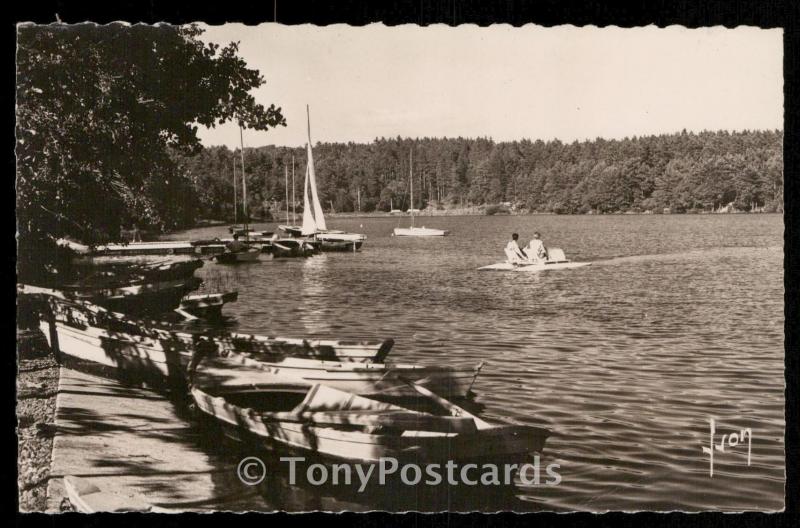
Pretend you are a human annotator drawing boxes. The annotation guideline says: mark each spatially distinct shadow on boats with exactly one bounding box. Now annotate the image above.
[198,426,543,512]
[180,399,548,513]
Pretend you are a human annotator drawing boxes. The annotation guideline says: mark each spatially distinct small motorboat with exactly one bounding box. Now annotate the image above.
[214,247,260,264]
[393,226,449,237]
[479,248,592,272]
[189,356,550,464]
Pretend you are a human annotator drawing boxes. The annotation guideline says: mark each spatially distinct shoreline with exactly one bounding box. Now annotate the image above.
[17,331,59,512]
[196,209,781,226]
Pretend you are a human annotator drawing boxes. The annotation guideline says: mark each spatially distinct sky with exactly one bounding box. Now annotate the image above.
[196,24,783,149]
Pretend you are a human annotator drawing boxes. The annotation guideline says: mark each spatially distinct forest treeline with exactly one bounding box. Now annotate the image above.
[180,129,783,220]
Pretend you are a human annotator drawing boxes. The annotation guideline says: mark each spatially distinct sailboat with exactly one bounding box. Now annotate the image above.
[278,106,366,251]
[216,131,260,263]
[393,151,449,237]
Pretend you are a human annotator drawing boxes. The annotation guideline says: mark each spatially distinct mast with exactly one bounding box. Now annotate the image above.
[292,156,296,224]
[239,125,248,238]
[410,150,415,227]
[233,156,237,225]
[284,165,289,224]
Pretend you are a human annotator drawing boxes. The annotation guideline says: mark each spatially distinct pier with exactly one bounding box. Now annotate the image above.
[45,369,263,512]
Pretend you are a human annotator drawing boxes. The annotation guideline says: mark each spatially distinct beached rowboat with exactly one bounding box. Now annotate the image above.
[32,295,478,397]
[216,348,482,397]
[190,356,549,463]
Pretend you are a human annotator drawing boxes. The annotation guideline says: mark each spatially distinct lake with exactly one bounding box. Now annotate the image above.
[168,213,785,512]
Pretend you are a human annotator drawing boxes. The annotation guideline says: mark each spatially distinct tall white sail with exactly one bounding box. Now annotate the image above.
[306,106,327,231]
[301,163,316,235]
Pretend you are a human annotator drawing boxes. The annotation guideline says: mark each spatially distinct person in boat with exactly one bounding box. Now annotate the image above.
[226,233,247,253]
[505,233,527,263]
[526,232,548,262]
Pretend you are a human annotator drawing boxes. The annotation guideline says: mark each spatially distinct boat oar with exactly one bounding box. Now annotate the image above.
[397,376,478,420]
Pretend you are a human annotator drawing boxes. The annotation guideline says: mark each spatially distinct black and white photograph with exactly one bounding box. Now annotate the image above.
[15,15,786,514]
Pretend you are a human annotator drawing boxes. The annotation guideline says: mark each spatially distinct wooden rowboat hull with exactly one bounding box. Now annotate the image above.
[38,318,472,397]
[190,382,548,464]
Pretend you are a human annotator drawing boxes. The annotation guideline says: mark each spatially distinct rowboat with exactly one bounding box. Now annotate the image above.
[27,294,482,398]
[218,348,482,398]
[64,476,170,513]
[27,293,394,389]
[32,294,478,397]
[262,237,316,258]
[214,247,260,264]
[479,248,592,272]
[35,256,205,315]
[177,291,238,321]
[190,356,549,463]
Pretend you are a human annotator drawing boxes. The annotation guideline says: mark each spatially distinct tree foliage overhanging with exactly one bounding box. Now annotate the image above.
[16,23,285,281]
[183,129,783,219]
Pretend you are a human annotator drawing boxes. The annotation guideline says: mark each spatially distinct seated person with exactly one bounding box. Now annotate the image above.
[526,232,548,262]
[504,233,527,263]
[226,233,247,253]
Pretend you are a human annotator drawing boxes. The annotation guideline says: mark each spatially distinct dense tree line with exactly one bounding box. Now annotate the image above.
[16,24,285,281]
[182,129,783,219]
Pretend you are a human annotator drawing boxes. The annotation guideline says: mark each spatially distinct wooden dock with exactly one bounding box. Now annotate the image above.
[45,369,268,512]
[93,241,226,257]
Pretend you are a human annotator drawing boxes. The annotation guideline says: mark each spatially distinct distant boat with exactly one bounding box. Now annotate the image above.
[393,150,449,237]
[278,106,366,250]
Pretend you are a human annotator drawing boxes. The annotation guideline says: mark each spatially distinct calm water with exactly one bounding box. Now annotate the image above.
[168,214,785,512]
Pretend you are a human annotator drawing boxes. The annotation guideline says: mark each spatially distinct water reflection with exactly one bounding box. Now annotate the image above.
[299,253,332,335]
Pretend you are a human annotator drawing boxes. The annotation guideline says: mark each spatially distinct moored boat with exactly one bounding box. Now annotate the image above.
[262,237,316,258]
[24,293,487,398]
[279,106,366,250]
[214,247,261,264]
[27,293,395,391]
[189,355,549,463]
[393,226,449,237]
[218,348,482,398]
[29,255,205,316]
[177,291,239,320]
[392,150,449,237]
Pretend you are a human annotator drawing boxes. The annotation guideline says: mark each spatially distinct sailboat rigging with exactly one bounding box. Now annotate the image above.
[278,105,366,250]
[392,149,449,237]
[218,126,260,262]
